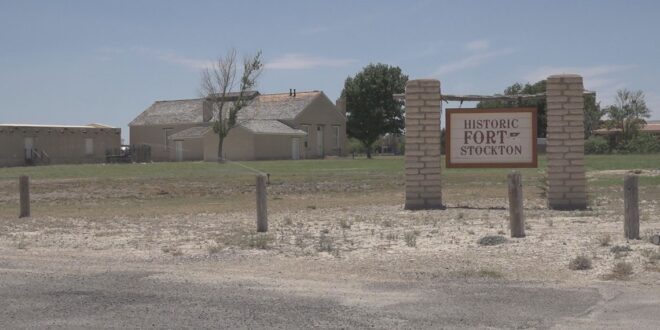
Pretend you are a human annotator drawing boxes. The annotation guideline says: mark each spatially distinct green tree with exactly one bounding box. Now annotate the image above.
[604,89,650,142]
[583,94,604,138]
[477,80,601,138]
[477,81,547,137]
[200,49,263,161]
[341,63,408,158]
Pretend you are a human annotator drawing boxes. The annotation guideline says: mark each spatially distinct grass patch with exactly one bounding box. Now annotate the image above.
[568,255,592,270]
[597,234,611,247]
[404,231,418,247]
[604,261,634,280]
[477,235,507,246]
[610,245,633,254]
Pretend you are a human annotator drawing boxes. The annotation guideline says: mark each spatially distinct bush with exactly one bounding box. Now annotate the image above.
[477,235,507,246]
[569,255,592,270]
[617,133,660,154]
[585,136,610,154]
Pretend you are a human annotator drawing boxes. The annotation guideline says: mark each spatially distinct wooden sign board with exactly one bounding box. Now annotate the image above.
[445,108,538,168]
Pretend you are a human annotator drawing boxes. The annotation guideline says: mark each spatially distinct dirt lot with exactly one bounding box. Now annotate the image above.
[1,157,659,327]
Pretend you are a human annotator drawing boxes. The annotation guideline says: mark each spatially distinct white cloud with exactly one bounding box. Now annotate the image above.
[466,39,490,51]
[96,46,213,70]
[133,47,212,70]
[523,64,636,106]
[434,48,515,76]
[523,65,634,83]
[265,53,356,70]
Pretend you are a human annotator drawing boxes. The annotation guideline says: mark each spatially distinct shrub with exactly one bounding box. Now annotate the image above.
[585,136,610,154]
[477,235,507,246]
[597,234,611,247]
[610,245,632,254]
[607,261,634,280]
[569,255,592,270]
[404,231,418,247]
[617,133,660,154]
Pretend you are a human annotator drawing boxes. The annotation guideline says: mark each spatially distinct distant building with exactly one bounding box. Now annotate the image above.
[592,120,660,137]
[0,124,121,167]
[129,90,347,161]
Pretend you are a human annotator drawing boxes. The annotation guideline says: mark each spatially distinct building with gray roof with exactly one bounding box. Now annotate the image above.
[129,90,346,161]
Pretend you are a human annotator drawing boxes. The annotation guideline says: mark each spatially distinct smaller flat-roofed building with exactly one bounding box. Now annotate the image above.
[0,123,121,167]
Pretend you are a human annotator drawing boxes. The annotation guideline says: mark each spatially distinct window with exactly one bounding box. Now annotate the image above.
[333,125,340,148]
[85,138,94,155]
[300,125,310,148]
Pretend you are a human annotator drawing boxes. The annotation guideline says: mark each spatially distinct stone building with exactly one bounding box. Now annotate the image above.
[129,90,347,161]
[0,123,121,167]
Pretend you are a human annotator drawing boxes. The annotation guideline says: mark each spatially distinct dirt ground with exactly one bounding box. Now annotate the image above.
[1,165,658,286]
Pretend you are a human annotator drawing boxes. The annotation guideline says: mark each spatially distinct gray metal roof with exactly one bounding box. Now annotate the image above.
[238,91,321,121]
[130,99,205,126]
[168,126,211,140]
[241,120,306,135]
[131,91,322,127]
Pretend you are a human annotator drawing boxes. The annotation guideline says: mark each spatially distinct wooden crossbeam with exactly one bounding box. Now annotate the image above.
[393,91,596,102]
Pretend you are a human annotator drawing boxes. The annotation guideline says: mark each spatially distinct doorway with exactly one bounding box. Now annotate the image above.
[24,137,34,160]
[316,126,324,157]
[175,141,183,161]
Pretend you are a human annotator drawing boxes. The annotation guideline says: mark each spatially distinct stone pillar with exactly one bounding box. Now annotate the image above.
[546,74,587,210]
[404,79,444,210]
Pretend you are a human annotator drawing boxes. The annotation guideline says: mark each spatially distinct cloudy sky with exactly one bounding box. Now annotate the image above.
[2,0,659,141]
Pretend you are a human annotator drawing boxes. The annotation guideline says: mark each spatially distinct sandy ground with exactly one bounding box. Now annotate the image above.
[1,167,659,328]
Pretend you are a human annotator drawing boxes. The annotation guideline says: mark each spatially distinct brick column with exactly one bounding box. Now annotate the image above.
[404,79,444,210]
[546,74,587,210]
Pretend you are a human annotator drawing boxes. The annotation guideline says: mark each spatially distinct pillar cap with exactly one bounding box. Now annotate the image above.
[547,74,582,79]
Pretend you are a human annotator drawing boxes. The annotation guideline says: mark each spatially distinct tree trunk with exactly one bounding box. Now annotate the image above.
[366,146,372,159]
[217,135,225,162]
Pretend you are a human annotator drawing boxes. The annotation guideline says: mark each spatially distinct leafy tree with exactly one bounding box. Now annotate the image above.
[477,80,602,138]
[477,81,547,137]
[341,63,408,158]
[583,94,604,138]
[200,49,263,161]
[604,89,650,142]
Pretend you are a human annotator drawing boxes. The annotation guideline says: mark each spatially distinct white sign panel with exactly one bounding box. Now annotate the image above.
[445,108,537,168]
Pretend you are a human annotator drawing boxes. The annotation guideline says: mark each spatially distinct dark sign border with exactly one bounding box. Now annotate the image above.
[445,107,538,168]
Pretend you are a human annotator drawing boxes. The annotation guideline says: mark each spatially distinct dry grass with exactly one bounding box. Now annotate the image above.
[604,261,634,280]
[568,255,592,270]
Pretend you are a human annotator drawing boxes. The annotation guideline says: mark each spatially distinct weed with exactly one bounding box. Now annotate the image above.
[467,229,475,235]
[457,212,465,220]
[17,240,29,250]
[207,244,221,254]
[339,218,352,229]
[283,217,293,226]
[640,248,660,262]
[604,261,634,280]
[545,219,554,227]
[568,255,592,270]
[386,232,399,241]
[317,232,335,253]
[610,245,632,254]
[404,231,418,247]
[597,234,611,247]
[248,233,273,250]
[306,205,317,210]
[161,246,183,256]
[382,219,393,227]
[497,230,506,235]
[477,235,507,246]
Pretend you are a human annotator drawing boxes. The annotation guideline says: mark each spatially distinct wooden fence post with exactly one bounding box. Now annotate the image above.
[256,174,268,232]
[19,175,30,218]
[624,174,639,239]
[508,171,525,238]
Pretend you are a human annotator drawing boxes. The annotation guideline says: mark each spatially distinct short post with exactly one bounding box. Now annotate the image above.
[507,171,525,238]
[19,175,30,218]
[256,174,268,232]
[624,174,639,239]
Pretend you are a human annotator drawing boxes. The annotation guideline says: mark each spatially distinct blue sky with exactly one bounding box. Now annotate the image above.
[2,0,659,142]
